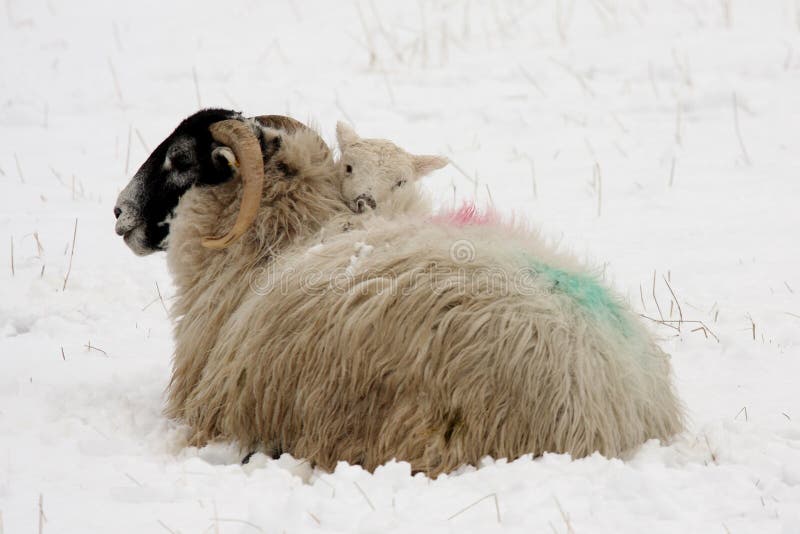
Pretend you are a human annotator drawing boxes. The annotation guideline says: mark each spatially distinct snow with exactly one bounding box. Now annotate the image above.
[1,0,800,532]
[346,242,374,275]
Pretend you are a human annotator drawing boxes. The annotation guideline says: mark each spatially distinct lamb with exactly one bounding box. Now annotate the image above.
[336,121,448,217]
[114,108,684,476]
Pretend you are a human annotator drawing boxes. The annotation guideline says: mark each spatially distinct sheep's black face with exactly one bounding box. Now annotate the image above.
[114,108,241,255]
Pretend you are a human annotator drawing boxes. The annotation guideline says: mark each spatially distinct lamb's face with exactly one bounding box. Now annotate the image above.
[339,140,415,213]
[336,122,448,214]
[113,109,243,255]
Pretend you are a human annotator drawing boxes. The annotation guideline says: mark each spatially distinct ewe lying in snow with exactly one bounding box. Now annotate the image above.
[114,109,683,476]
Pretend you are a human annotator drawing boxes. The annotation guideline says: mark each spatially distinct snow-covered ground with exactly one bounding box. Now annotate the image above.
[2,1,800,532]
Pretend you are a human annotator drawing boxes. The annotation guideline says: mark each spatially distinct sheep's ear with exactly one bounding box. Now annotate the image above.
[336,121,360,148]
[412,154,449,179]
[211,146,237,179]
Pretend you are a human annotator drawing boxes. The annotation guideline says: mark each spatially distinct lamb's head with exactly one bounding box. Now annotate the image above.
[336,122,448,214]
[114,109,327,255]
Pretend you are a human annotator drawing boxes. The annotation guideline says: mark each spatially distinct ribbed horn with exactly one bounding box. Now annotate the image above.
[201,120,265,250]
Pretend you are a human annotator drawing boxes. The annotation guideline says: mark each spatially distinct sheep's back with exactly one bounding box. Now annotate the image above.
[180,218,683,475]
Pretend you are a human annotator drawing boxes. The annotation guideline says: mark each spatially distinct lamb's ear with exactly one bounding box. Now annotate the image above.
[336,121,360,148]
[412,154,449,179]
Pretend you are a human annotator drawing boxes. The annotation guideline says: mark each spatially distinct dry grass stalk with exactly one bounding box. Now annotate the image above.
[485,184,494,206]
[735,406,748,421]
[668,156,676,187]
[156,520,177,534]
[550,57,595,97]
[671,49,692,87]
[308,512,321,525]
[704,434,718,464]
[611,112,628,134]
[662,275,684,325]
[648,61,660,99]
[652,271,665,321]
[125,473,143,487]
[447,493,500,523]
[593,162,602,216]
[222,90,239,110]
[639,283,647,311]
[379,63,396,105]
[555,0,575,44]
[746,313,756,340]
[33,231,44,257]
[125,125,133,175]
[519,66,547,97]
[62,219,78,291]
[156,281,169,315]
[369,0,402,62]
[38,494,46,534]
[353,481,375,511]
[640,315,720,342]
[334,91,356,127]
[732,93,752,165]
[135,128,149,153]
[216,518,264,532]
[14,153,24,183]
[84,341,108,356]
[355,0,377,68]
[192,66,202,109]
[555,497,575,534]
[212,501,219,534]
[60,346,65,360]
[108,58,124,105]
[721,0,732,28]
[449,159,478,186]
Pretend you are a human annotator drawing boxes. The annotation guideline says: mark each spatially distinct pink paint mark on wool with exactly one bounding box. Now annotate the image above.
[432,203,500,227]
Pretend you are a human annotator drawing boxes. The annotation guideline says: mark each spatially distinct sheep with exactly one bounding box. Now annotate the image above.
[335,121,448,217]
[114,109,684,476]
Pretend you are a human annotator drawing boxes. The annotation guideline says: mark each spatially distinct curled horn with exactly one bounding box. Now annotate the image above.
[201,120,265,249]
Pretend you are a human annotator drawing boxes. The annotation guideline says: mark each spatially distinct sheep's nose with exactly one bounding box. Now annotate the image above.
[354,193,377,214]
[114,202,143,236]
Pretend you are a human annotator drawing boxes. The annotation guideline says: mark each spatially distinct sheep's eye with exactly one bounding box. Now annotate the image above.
[171,152,192,170]
[345,164,353,173]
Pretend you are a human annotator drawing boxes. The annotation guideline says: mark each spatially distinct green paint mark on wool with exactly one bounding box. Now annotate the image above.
[529,261,630,336]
